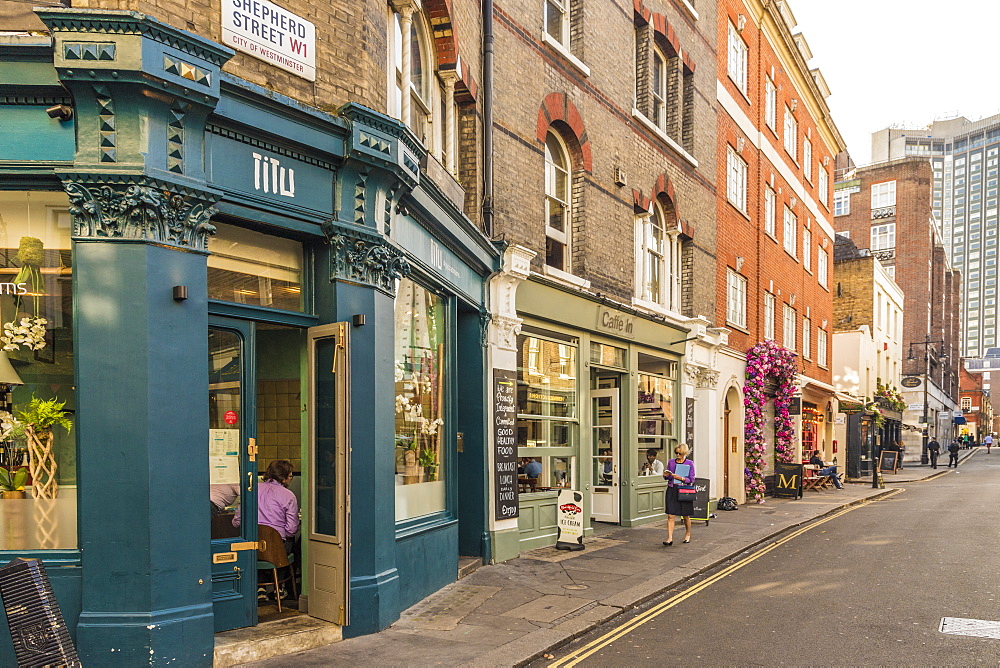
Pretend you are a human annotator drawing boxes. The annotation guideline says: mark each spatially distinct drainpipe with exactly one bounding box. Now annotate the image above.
[482,0,494,236]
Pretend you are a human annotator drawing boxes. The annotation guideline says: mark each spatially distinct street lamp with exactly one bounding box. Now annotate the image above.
[907,335,945,465]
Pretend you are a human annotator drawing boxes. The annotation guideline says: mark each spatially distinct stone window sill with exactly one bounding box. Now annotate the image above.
[631,109,698,168]
[541,33,591,78]
[540,265,592,290]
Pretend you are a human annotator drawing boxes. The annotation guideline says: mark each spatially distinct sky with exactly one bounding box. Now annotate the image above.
[789,2,1000,166]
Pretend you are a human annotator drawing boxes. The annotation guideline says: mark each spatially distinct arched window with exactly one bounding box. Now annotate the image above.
[636,199,680,311]
[390,4,459,171]
[544,131,572,271]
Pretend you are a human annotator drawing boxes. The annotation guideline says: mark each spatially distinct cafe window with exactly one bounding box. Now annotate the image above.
[0,191,76,550]
[394,278,447,521]
[208,222,304,312]
[516,332,578,493]
[590,342,626,369]
[636,352,677,470]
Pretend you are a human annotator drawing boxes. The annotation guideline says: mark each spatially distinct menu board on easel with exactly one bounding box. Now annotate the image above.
[209,429,241,484]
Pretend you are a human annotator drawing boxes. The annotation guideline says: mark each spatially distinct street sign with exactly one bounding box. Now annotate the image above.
[907,403,923,411]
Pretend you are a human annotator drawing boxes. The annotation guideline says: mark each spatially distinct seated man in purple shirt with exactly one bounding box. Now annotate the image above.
[234,459,300,556]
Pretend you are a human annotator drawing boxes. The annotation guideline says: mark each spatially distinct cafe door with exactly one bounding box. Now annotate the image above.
[209,319,259,632]
[590,388,620,523]
[306,323,350,624]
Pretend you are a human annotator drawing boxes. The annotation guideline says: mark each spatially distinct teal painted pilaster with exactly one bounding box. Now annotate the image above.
[73,240,212,665]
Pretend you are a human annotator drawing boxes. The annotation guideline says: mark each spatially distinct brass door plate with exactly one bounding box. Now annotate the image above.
[230,541,259,551]
[213,552,237,564]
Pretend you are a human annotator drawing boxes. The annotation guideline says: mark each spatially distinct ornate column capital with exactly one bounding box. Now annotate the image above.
[323,220,411,297]
[61,174,220,251]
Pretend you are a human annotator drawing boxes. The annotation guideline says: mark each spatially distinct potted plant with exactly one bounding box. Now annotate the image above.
[17,396,72,499]
[0,466,27,499]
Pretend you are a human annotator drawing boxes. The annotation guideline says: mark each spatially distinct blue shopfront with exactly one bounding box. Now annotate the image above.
[0,8,498,664]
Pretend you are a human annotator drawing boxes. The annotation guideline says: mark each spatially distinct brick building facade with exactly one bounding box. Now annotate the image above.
[485,0,726,558]
[714,0,845,499]
[833,157,962,458]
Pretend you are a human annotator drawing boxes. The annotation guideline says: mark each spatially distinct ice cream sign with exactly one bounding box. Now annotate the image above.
[222,0,316,81]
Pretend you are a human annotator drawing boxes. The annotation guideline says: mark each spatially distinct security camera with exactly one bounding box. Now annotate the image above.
[45,104,73,121]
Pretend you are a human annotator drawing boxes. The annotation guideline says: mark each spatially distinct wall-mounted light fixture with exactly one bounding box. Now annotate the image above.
[45,104,73,122]
[352,314,366,327]
[172,285,188,301]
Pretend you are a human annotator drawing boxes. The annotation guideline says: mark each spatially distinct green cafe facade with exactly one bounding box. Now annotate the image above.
[0,9,499,665]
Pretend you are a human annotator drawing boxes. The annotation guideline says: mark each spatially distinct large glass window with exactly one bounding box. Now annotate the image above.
[516,332,578,494]
[871,181,897,208]
[394,278,447,521]
[0,191,75,550]
[637,353,677,464]
[208,222,304,311]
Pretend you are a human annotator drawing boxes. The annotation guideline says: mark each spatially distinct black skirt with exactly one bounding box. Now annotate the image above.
[665,485,694,517]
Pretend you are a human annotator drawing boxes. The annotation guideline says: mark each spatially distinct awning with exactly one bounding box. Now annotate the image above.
[954,416,967,425]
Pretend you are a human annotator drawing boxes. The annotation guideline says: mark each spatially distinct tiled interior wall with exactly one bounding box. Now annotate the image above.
[257,379,302,472]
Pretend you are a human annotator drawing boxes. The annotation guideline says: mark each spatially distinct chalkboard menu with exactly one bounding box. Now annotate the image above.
[494,369,519,520]
[692,477,711,523]
[878,450,899,473]
[774,462,803,499]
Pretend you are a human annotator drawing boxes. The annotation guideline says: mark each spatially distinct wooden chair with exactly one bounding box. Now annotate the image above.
[802,465,830,492]
[257,524,296,612]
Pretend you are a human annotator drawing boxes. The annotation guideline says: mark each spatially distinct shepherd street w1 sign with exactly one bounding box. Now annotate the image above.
[222,0,316,81]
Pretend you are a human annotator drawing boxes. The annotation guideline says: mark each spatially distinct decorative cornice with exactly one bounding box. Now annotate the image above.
[35,9,233,66]
[339,102,424,159]
[206,123,338,170]
[59,174,219,251]
[0,95,73,106]
[324,221,411,296]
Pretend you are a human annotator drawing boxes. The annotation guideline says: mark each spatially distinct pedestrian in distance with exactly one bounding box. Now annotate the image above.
[927,438,940,469]
[985,433,993,454]
[662,443,695,546]
[947,439,960,468]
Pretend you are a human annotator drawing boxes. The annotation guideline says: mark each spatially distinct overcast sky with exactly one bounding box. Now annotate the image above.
[790,2,1000,166]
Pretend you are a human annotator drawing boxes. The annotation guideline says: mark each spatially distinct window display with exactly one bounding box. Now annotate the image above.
[637,352,677,467]
[516,333,578,494]
[394,278,447,521]
[0,191,76,550]
[208,222,304,311]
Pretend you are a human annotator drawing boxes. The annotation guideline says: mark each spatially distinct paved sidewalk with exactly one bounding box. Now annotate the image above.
[243,459,965,668]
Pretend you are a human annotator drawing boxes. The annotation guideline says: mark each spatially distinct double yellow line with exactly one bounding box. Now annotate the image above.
[548,488,904,667]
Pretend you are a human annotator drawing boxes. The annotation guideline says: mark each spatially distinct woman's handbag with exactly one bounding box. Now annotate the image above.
[676,484,697,501]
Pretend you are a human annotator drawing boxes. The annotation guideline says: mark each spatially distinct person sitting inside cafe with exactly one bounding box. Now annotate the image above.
[808,450,843,489]
[519,457,542,479]
[640,448,665,476]
[598,448,613,483]
[210,482,240,518]
[234,459,300,557]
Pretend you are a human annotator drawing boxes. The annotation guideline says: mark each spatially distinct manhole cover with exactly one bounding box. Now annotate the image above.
[563,584,589,590]
[940,617,1000,639]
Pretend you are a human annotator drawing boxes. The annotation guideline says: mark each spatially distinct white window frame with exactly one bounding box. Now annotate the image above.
[651,44,667,132]
[545,130,573,272]
[803,137,812,182]
[635,202,681,311]
[871,181,897,208]
[802,227,812,271]
[818,166,829,208]
[727,146,747,213]
[834,189,851,216]
[871,223,896,251]
[783,304,796,351]
[764,186,776,237]
[544,0,570,48]
[765,77,777,130]
[783,206,797,257]
[818,248,829,287]
[817,328,828,367]
[727,23,748,94]
[726,268,747,328]
[763,292,775,340]
[802,316,811,359]
[783,107,797,160]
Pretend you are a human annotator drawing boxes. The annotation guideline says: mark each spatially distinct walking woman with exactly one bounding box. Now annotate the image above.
[663,443,695,546]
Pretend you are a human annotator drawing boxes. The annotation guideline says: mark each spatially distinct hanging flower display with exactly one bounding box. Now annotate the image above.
[744,340,799,503]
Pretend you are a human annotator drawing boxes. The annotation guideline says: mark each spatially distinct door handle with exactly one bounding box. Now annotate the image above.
[247,471,254,492]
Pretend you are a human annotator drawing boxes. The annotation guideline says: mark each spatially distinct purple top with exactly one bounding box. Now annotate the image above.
[664,457,695,487]
[233,479,300,540]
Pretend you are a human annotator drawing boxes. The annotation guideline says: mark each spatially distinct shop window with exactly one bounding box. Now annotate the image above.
[0,191,76,550]
[636,352,676,468]
[516,332,578,494]
[394,278,447,521]
[208,222,304,311]
[590,342,626,368]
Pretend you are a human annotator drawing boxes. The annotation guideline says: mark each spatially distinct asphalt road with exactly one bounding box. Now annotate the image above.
[539,450,1000,667]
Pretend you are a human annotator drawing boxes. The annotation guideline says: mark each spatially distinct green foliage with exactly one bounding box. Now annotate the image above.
[17,395,72,435]
[0,466,27,491]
